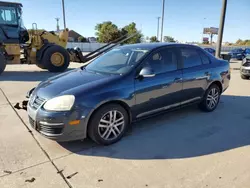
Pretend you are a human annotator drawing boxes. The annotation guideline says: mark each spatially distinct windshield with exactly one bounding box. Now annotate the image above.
[85,47,150,75]
[0,6,18,25]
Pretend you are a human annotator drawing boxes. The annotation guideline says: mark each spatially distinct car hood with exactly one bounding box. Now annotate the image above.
[34,68,116,99]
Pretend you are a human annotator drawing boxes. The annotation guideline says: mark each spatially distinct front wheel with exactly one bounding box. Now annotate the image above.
[42,45,70,73]
[88,104,129,145]
[199,84,221,112]
[36,63,47,70]
[0,52,7,75]
[241,74,249,80]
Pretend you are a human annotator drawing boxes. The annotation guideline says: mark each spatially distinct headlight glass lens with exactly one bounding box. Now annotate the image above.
[43,95,75,111]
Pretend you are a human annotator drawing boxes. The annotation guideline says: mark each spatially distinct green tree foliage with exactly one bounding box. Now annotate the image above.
[95,21,121,43]
[95,21,142,44]
[164,36,176,42]
[78,36,87,42]
[121,22,142,44]
[150,36,159,42]
[235,39,250,46]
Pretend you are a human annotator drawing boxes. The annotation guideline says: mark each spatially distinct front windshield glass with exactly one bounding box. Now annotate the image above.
[0,6,18,25]
[85,47,150,75]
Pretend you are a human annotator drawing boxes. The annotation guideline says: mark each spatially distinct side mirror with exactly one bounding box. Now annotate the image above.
[138,67,155,78]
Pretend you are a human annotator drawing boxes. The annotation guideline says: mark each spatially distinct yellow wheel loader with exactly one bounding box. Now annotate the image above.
[0,1,139,75]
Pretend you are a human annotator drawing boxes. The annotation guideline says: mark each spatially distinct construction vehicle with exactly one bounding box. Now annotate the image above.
[0,1,136,75]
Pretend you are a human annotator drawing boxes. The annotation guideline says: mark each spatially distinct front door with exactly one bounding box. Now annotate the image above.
[134,47,183,118]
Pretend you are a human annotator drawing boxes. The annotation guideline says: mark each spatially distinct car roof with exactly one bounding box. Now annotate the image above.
[119,43,201,50]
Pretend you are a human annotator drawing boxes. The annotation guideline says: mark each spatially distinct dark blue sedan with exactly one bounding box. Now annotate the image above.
[228,48,245,60]
[26,43,230,145]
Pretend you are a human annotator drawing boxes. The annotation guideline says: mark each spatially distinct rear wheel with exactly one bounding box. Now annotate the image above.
[0,52,6,75]
[199,84,221,112]
[88,104,129,145]
[42,45,70,72]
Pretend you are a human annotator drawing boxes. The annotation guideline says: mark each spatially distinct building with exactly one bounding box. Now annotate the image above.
[68,30,83,42]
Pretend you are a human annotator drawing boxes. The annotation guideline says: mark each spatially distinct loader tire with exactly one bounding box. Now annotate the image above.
[0,52,6,75]
[36,64,47,70]
[42,45,70,73]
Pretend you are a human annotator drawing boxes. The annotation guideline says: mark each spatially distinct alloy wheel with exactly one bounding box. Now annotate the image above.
[98,110,125,141]
[206,88,219,109]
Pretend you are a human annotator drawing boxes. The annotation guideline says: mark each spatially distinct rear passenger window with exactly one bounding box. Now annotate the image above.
[199,52,210,64]
[181,48,202,68]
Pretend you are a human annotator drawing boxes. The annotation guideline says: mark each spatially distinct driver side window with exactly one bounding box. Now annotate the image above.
[143,48,178,75]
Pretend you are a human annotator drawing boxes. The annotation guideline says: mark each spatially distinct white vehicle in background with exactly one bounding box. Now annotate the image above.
[88,37,97,43]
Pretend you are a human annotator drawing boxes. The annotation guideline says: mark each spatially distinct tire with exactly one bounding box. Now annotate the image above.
[36,63,47,70]
[241,74,249,80]
[199,84,221,112]
[0,52,6,75]
[41,45,70,72]
[87,104,129,145]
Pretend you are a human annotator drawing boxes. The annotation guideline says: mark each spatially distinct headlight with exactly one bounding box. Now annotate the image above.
[43,95,75,111]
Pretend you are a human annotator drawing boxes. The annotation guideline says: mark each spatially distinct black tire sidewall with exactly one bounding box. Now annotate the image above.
[241,74,248,79]
[36,63,47,70]
[0,52,6,75]
[88,104,129,145]
[42,45,70,72]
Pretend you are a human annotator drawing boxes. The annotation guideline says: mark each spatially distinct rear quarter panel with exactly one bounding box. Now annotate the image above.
[207,58,230,93]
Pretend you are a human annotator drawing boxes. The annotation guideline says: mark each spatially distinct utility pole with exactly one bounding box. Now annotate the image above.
[157,17,161,41]
[216,0,227,58]
[62,0,66,29]
[160,0,165,42]
[55,18,60,32]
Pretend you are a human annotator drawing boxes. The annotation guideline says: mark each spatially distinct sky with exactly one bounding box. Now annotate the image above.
[13,0,250,43]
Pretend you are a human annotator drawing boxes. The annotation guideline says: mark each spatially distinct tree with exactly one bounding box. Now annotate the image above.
[78,36,87,42]
[236,39,243,45]
[95,21,121,43]
[164,36,176,42]
[150,36,159,43]
[121,22,143,44]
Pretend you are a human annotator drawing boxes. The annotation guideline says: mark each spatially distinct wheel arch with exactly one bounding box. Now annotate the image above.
[207,80,223,94]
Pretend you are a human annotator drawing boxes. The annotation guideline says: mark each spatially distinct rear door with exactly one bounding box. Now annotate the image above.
[179,47,211,105]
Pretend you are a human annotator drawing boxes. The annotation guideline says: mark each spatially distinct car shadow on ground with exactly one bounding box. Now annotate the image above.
[0,68,75,82]
[60,95,250,160]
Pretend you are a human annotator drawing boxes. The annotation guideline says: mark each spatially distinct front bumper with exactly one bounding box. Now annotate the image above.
[240,66,250,76]
[27,101,93,142]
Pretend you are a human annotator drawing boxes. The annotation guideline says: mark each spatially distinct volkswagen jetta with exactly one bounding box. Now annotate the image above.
[27,43,230,145]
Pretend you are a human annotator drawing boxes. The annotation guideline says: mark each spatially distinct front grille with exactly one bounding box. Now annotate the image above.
[242,69,250,74]
[30,95,46,110]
